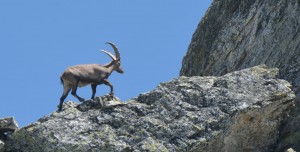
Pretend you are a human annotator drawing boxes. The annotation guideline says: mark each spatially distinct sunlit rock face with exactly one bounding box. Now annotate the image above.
[4,65,296,152]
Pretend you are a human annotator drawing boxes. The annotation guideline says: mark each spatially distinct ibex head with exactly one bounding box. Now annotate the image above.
[102,42,124,74]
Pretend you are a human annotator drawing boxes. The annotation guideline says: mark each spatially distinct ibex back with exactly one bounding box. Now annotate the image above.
[58,42,124,111]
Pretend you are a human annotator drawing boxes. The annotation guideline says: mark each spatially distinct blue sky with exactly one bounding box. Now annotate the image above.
[0,1,212,127]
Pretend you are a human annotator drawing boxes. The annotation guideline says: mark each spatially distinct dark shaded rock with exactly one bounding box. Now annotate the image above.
[0,117,18,152]
[0,117,18,141]
[4,65,296,152]
[0,140,3,152]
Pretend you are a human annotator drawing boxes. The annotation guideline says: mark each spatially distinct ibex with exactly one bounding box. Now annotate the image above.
[58,42,124,111]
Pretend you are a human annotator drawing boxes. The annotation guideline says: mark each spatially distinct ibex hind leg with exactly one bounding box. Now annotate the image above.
[58,85,71,112]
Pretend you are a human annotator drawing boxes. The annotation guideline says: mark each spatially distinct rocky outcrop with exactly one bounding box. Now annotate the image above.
[4,65,296,151]
[0,117,18,152]
[180,0,300,150]
[0,117,18,141]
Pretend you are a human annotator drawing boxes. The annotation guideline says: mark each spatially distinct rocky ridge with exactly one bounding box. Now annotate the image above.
[2,65,296,152]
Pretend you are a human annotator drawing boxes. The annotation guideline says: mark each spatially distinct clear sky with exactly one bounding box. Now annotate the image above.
[0,1,212,127]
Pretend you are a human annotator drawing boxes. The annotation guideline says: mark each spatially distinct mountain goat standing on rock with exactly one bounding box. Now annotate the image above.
[58,42,124,111]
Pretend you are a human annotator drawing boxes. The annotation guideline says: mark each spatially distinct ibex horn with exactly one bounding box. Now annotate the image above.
[105,42,120,60]
[101,50,116,61]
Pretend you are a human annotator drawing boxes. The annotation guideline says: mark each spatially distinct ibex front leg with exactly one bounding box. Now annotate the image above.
[103,79,114,96]
[71,81,85,102]
[91,84,98,99]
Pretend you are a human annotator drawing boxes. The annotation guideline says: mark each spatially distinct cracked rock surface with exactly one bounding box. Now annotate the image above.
[4,65,296,152]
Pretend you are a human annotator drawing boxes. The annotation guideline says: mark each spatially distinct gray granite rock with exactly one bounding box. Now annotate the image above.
[4,65,296,152]
[0,117,18,130]
[0,117,18,141]
[180,0,300,150]
[0,117,18,152]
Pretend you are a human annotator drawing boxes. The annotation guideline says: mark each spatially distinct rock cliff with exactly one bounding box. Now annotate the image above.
[2,65,296,151]
[180,0,300,151]
[180,0,300,96]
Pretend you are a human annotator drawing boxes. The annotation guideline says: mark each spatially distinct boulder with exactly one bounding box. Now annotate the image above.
[0,117,18,141]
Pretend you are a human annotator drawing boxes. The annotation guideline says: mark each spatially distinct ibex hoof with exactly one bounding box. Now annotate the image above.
[79,98,85,102]
[57,107,63,112]
[57,105,63,112]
